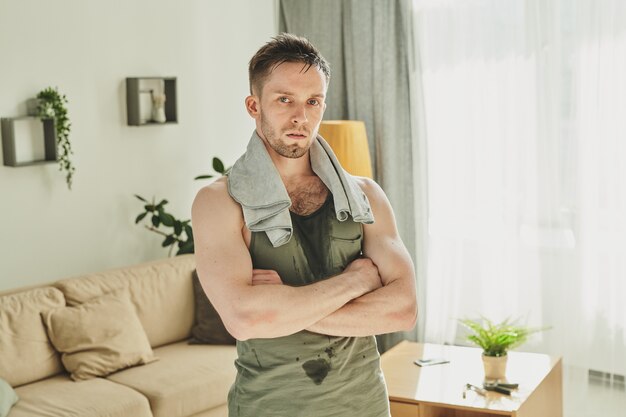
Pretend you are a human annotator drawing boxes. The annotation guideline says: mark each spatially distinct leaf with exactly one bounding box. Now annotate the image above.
[184,224,193,240]
[151,215,160,227]
[157,199,168,207]
[194,174,214,180]
[135,212,148,224]
[213,157,225,174]
[173,221,183,236]
[134,194,147,202]
[162,235,175,247]
[459,316,548,355]
[145,204,155,212]
[160,212,175,227]
[177,240,194,255]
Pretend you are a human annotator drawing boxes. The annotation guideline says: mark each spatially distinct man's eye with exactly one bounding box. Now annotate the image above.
[279,97,290,103]
[308,99,319,106]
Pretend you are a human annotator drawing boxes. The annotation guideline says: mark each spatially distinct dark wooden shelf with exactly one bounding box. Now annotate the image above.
[126,77,178,126]
[1,116,57,167]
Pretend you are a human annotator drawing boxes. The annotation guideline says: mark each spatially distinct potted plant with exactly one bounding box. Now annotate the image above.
[30,87,75,190]
[459,317,547,382]
[134,157,228,256]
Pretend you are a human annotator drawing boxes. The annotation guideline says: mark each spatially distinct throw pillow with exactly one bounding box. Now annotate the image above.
[189,270,236,345]
[0,377,18,417]
[42,288,157,381]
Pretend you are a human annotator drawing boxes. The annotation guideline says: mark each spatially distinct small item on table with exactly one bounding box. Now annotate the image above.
[463,383,487,398]
[414,357,450,367]
[483,383,512,395]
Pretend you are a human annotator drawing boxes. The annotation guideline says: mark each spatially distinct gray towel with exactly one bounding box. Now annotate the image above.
[227,130,374,247]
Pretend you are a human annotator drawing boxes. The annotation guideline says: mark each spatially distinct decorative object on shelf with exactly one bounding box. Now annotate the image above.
[318,120,373,178]
[126,77,177,125]
[1,116,57,167]
[151,93,167,123]
[28,87,75,190]
[459,317,549,382]
[133,157,228,256]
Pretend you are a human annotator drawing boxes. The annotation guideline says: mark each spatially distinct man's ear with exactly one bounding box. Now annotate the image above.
[245,95,260,118]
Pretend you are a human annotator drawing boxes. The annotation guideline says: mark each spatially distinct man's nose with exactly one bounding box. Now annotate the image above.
[291,104,308,124]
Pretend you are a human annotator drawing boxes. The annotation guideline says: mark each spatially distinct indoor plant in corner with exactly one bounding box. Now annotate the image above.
[459,317,547,382]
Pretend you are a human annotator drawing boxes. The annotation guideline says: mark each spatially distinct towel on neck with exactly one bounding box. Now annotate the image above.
[227,130,374,247]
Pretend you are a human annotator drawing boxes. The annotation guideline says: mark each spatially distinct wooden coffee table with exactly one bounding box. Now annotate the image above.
[380,341,562,417]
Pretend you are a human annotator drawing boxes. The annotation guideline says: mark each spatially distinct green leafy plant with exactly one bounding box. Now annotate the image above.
[459,317,548,357]
[194,157,226,180]
[134,157,229,256]
[35,87,75,190]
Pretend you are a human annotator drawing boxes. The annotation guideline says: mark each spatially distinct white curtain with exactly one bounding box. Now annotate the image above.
[412,0,626,375]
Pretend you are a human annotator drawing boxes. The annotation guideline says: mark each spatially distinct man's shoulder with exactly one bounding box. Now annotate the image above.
[192,177,242,219]
[351,176,396,220]
[194,176,229,201]
[353,176,385,200]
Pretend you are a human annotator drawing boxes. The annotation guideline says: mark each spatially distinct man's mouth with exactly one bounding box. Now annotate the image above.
[285,132,308,139]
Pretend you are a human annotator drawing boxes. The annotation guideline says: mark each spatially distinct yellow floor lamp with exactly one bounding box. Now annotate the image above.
[318,120,373,179]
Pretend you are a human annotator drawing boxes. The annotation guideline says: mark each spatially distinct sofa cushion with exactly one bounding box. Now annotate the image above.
[54,254,196,348]
[107,341,237,417]
[10,374,152,417]
[0,287,65,387]
[189,270,236,345]
[42,288,156,381]
[0,377,19,417]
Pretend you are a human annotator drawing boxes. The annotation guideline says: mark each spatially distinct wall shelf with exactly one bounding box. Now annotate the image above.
[126,77,178,126]
[1,116,57,167]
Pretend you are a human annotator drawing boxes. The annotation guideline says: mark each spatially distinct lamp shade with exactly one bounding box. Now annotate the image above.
[318,120,373,178]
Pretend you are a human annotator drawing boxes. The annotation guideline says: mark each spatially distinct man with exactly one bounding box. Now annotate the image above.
[192,33,417,417]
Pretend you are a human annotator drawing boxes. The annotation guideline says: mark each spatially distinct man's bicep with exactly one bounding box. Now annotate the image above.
[359,179,415,286]
[191,185,253,319]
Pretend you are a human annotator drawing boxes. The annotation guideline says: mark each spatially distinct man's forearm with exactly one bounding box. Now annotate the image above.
[215,260,381,341]
[229,276,358,340]
[305,279,417,337]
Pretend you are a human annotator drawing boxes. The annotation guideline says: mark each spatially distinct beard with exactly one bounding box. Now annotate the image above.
[260,113,314,159]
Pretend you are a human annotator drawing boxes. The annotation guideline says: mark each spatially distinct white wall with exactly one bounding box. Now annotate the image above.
[0,0,277,290]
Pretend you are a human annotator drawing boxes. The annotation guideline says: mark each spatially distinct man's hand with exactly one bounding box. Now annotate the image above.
[251,269,283,286]
[343,257,383,293]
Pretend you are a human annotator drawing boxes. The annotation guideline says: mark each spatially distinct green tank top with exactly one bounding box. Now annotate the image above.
[228,195,390,417]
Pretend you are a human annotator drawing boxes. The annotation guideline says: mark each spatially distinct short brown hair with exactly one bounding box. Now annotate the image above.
[248,33,331,95]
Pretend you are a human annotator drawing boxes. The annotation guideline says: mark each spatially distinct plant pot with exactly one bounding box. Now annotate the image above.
[482,353,508,382]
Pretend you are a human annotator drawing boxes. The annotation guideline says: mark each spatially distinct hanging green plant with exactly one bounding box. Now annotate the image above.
[35,87,75,190]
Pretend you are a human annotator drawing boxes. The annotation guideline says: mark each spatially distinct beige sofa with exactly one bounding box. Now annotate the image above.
[0,255,237,417]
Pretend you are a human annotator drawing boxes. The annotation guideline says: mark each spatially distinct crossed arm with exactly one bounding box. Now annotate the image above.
[192,177,417,341]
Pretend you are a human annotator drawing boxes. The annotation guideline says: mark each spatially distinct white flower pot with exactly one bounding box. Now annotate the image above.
[482,353,508,382]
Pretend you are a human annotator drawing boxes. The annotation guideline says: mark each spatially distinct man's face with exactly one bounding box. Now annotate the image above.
[247,61,327,159]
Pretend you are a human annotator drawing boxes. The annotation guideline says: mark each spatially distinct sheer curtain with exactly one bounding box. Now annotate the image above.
[412,0,626,375]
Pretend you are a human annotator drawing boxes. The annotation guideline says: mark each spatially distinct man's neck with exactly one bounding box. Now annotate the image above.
[276,157,316,184]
